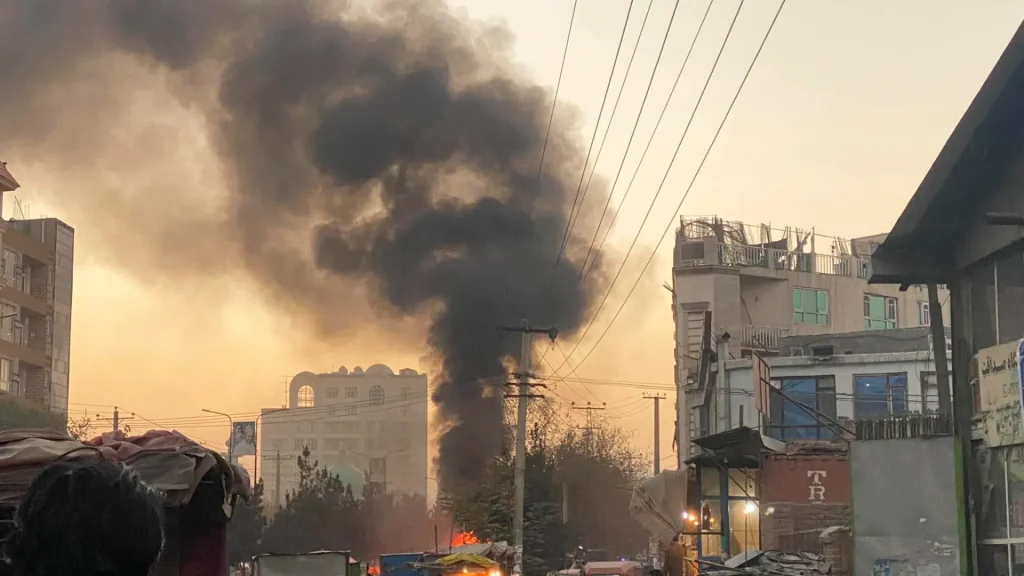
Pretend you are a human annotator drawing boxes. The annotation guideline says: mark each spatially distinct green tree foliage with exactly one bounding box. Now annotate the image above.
[229,446,447,564]
[440,409,651,575]
[228,480,268,565]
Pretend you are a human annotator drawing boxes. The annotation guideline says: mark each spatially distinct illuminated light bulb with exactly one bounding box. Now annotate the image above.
[744,502,757,514]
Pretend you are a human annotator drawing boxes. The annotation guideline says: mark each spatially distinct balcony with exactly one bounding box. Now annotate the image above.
[742,325,788,350]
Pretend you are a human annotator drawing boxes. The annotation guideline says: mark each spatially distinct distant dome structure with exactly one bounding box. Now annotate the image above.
[366,364,394,376]
[353,366,364,374]
[337,366,348,375]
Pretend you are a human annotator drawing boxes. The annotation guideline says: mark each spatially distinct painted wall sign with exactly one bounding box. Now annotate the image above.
[977,340,1024,447]
[760,455,851,504]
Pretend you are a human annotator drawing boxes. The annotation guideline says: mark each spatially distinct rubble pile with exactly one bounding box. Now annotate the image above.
[702,551,832,575]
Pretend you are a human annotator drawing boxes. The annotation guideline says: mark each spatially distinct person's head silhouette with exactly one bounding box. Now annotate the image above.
[7,455,164,576]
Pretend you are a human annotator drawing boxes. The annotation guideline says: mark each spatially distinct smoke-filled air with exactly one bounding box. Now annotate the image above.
[0,0,609,490]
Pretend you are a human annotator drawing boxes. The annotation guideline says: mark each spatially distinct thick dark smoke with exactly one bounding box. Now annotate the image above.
[0,0,606,489]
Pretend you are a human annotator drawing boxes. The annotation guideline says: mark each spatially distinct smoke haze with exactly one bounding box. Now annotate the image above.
[0,0,609,489]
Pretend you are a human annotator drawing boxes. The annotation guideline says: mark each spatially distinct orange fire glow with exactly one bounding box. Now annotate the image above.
[451,531,480,546]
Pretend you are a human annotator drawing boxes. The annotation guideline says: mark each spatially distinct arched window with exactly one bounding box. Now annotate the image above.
[297,385,315,408]
[368,385,385,406]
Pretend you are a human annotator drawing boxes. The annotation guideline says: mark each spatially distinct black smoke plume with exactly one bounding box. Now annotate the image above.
[0,0,606,489]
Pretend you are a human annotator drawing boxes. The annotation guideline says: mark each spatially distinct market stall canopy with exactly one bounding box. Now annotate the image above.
[436,554,498,568]
[0,429,250,512]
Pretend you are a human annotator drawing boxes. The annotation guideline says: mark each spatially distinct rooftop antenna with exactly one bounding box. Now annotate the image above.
[11,196,25,220]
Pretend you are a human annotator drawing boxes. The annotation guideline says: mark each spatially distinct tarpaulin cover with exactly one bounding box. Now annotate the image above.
[0,428,250,511]
[436,554,496,568]
[629,470,687,545]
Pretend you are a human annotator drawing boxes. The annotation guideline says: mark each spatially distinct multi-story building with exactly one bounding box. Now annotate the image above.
[0,162,74,414]
[671,216,950,392]
[260,364,428,508]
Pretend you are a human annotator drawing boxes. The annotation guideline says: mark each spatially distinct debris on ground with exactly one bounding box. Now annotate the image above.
[700,550,832,575]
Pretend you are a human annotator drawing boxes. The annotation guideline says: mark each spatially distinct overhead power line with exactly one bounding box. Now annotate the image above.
[552,0,750,377]
[567,0,789,372]
[580,0,716,280]
[549,0,638,290]
[531,0,580,202]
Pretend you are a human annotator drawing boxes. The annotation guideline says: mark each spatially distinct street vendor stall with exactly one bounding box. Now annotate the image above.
[0,428,250,576]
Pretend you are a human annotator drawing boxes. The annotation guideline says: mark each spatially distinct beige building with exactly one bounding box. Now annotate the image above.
[0,162,74,414]
[260,364,428,508]
[672,216,950,387]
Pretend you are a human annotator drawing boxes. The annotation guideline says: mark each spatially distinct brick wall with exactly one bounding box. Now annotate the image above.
[761,502,851,576]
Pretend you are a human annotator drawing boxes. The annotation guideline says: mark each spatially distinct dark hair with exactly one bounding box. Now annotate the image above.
[7,457,165,576]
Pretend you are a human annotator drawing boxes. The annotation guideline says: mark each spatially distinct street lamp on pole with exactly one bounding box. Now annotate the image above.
[253,408,286,484]
[201,409,234,463]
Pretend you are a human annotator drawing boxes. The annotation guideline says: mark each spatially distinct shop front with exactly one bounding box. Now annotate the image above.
[684,427,783,562]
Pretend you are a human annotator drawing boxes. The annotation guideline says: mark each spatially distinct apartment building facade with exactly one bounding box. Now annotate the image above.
[671,216,950,392]
[260,364,429,507]
[0,162,74,414]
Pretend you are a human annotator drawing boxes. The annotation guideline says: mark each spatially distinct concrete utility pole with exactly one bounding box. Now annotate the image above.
[643,394,667,474]
[98,407,133,434]
[263,451,289,510]
[500,320,557,576]
[571,402,607,455]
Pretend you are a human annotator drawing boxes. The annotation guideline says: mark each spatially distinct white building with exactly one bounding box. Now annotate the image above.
[686,328,953,457]
[260,364,429,509]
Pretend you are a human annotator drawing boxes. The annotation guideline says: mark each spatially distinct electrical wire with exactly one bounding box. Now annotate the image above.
[561,0,658,259]
[581,0,716,280]
[566,0,786,372]
[549,0,638,290]
[531,0,580,203]
[551,0,750,378]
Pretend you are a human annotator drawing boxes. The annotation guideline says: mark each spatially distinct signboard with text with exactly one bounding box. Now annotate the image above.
[978,340,1024,447]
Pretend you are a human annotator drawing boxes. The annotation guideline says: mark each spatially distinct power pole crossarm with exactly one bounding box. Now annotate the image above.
[499,320,557,576]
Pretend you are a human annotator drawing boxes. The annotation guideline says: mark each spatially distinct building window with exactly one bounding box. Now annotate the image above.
[918,301,931,326]
[326,386,339,399]
[342,421,357,434]
[864,294,898,330]
[365,438,376,451]
[765,376,836,441]
[294,439,303,450]
[342,438,358,451]
[324,438,340,451]
[854,373,908,419]
[345,386,357,398]
[920,372,939,414]
[307,438,317,450]
[369,385,385,405]
[297,385,315,407]
[0,358,11,393]
[793,288,829,325]
[342,404,357,416]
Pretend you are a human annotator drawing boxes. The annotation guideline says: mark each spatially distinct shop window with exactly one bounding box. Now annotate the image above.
[727,500,760,555]
[853,373,907,419]
[765,376,837,440]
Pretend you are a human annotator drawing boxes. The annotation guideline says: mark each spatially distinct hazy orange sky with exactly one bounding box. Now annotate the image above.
[6,0,1024,474]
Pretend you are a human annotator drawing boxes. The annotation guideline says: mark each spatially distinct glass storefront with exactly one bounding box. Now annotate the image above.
[695,466,759,560]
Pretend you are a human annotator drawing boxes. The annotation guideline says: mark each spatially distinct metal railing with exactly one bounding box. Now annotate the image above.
[673,240,872,278]
[742,325,788,350]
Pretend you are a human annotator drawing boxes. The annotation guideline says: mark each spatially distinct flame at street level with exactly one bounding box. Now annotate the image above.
[451,531,480,547]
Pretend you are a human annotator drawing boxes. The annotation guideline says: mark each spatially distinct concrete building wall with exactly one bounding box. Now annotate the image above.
[712,352,951,435]
[260,364,429,506]
[850,436,961,576]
